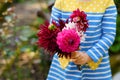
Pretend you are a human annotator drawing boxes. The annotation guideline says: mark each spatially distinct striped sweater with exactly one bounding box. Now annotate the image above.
[47,0,117,80]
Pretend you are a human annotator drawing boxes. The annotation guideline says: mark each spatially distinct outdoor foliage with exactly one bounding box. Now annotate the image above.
[0,0,51,80]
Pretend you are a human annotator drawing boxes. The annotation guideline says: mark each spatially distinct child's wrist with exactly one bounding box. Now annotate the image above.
[84,52,92,63]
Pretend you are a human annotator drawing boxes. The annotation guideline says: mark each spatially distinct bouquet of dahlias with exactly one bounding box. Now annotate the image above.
[37,9,88,69]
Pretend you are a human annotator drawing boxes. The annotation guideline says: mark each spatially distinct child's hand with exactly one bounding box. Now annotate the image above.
[71,51,92,65]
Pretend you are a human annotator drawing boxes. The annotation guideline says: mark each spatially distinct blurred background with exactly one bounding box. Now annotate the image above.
[0,0,120,80]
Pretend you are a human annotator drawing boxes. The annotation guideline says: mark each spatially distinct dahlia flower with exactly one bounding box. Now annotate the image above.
[37,21,60,54]
[57,29,80,55]
[57,19,67,30]
[37,9,88,58]
[76,31,86,42]
[70,9,88,32]
[63,22,76,30]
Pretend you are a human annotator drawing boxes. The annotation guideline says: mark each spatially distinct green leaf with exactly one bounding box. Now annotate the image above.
[110,44,120,53]
[0,43,3,48]
[20,45,31,52]
[37,17,44,24]
[19,35,28,41]
[19,26,36,41]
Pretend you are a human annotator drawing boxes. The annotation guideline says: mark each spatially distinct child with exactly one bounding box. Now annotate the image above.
[47,0,117,80]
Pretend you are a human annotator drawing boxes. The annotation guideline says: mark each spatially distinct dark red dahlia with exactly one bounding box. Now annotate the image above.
[37,21,61,55]
[58,19,68,30]
[70,8,88,32]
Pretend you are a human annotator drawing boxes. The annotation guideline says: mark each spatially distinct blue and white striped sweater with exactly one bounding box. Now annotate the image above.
[47,4,117,80]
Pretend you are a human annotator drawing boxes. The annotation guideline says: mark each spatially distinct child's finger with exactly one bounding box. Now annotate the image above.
[71,51,83,59]
[71,58,77,62]
[71,51,79,59]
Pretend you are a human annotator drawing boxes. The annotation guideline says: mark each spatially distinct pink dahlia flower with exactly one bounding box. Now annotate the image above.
[57,29,80,53]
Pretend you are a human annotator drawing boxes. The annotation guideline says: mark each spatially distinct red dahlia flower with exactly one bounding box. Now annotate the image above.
[37,20,66,55]
[70,9,88,32]
[37,21,60,54]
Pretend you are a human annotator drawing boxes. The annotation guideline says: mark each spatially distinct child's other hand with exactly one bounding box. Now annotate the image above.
[71,51,92,65]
